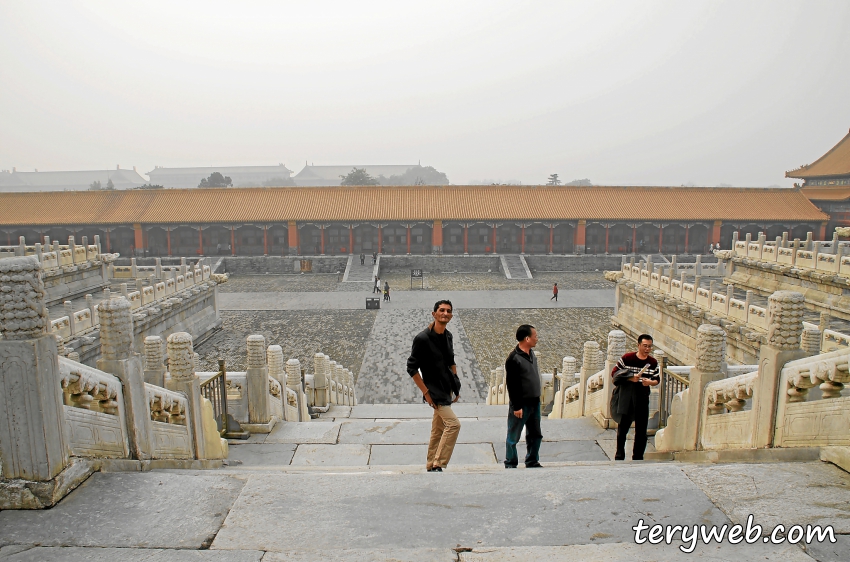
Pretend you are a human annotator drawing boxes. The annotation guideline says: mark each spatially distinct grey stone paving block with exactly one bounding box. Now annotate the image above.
[338,420,432,444]
[262,549,457,562]
[326,405,352,418]
[0,472,246,549]
[804,533,850,562]
[457,543,815,561]
[491,440,609,463]
[369,443,497,466]
[683,462,850,533]
[597,438,657,460]
[225,443,297,466]
[265,421,341,444]
[228,433,267,445]
[452,404,509,417]
[0,546,264,561]
[540,417,611,441]
[356,309,486,405]
[350,404,434,418]
[210,464,729,551]
[290,444,371,466]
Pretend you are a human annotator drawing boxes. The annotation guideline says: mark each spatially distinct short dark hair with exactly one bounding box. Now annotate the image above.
[516,324,535,341]
[637,334,653,344]
[433,299,453,312]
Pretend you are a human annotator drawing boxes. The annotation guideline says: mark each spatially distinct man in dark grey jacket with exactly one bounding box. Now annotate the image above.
[504,324,543,468]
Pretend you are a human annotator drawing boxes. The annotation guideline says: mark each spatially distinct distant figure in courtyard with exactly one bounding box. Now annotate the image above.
[375,276,381,294]
[360,253,365,265]
[407,300,461,472]
[550,283,558,302]
[372,252,377,265]
[373,276,379,293]
[384,281,390,302]
[504,324,543,469]
[610,334,659,461]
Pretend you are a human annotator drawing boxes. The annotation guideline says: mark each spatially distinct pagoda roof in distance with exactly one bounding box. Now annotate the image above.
[786,129,850,180]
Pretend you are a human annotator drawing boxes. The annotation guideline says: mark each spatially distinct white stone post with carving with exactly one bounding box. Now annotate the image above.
[750,291,806,448]
[286,358,309,421]
[313,352,329,408]
[0,256,69,483]
[602,330,627,424]
[682,324,726,451]
[97,296,154,460]
[578,341,599,416]
[245,335,271,426]
[143,335,166,387]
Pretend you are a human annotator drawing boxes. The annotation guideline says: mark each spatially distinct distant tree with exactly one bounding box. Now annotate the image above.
[135,183,165,190]
[262,176,296,187]
[199,172,233,188]
[88,180,102,190]
[547,173,561,186]
[379,165,450,186]
[105,178,115,190]
[340,168,379,186]
[565,178,593,186]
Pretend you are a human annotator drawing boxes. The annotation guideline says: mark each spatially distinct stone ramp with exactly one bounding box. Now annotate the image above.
[356,309,487,404]
[344,253,379,283]
[499,254,532,279]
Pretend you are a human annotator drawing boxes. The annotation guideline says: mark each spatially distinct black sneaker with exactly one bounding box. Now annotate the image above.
[525,462,543,468]
[427,467,443,472]
[504,464,517,469]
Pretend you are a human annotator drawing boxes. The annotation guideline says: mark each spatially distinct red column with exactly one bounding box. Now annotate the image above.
[658,225,663,253]
[684,225,690,254]
[604,224,610,254]
[166,227,172,256]
[463,224,468,254]
[432,220,443,253]
[549,224,554,254]
[632,225,637,253]
[711,221,722,247]
[106,228,112,253]
[574,220,586,253]
[320,227,325,255]
[288,220,298,255]
[492,224,497,253]
[264,226,269,255]
[819,222,827,240]
[378,225,383,254]
[231,227,236,256]
[133,223,144,255]
[349,225,354,254]
[198,227,204,255]
[407,225,411,254]
[521,225,526,254]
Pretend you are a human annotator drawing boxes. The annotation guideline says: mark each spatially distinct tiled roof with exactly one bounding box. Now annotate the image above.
[293,165,418,181]
[0,185,828,227]
[801,186,850,201]
[786,130,850,179]
[0,169,148,192]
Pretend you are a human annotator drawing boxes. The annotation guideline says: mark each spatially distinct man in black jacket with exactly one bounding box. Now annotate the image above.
[504,324,543,468]
[611,334,659,460]
[407,300,461,472]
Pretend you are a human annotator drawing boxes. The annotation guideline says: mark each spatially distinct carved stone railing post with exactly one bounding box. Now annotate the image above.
[801,327,821,356]
[245,335,271,425]
[602,330,627,423]
[268,344,285,390]
[0,256,69,482]
[143,336,166,387]
[578,341,599,416]
[751,291,806,448]
[97,296,154,460]
[313,352,329,408]
[682,324,726,451]
[166,332,206,459]
[286,358,308,421]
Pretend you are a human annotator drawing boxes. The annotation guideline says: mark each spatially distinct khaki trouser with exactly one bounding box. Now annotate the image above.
[427,405,461,469]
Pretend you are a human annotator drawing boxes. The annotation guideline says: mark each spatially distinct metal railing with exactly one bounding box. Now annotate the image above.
[199,359,248,439]
[658,358,690,429]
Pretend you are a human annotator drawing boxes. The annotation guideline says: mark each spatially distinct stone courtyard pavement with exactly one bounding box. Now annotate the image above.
[1,407,847,561]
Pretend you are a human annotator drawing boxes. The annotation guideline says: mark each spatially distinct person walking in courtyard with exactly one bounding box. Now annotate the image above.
[375,276,381,295]
[504,324,543,469]
[407,300,461,472]
[550,283,558,302]
[360,253,365,265]
[384,281,390,302]
[610,334,659,461]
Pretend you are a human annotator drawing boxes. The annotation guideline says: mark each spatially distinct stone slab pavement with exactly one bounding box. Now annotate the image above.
[356,309,487,404]
[0,546,264,561]
[369,443,497,466]
[219,289,614,310]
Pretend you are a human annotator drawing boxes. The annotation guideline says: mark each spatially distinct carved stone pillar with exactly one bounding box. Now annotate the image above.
[143,335,166,387]
[166,332,206,458]
[800,327,821,356]
[312,352,329,408]
[751,291,806,448]
[682,323,726,451]
[245,335,271,425]
[578,341,599,415]
[0,256,69,481]
[286,358,307,421]
[98,296,154,460]
[602,330,627,421]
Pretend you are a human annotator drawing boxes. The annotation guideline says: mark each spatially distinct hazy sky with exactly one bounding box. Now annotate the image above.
[1,1,848,186]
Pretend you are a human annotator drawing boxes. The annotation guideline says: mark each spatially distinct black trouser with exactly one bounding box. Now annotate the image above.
[615,398,649,460]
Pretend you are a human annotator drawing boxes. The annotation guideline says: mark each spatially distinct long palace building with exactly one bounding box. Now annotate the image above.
[0,185,828,257]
